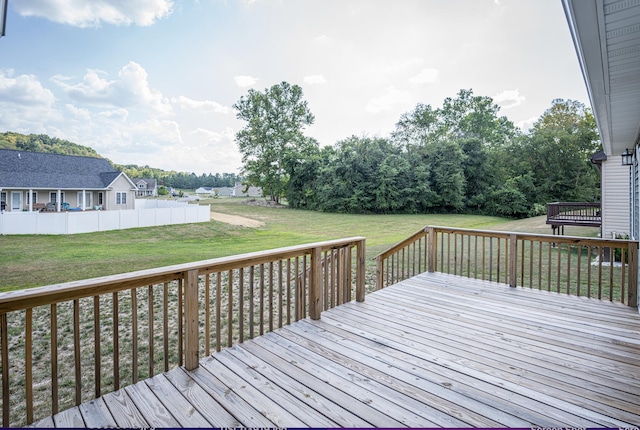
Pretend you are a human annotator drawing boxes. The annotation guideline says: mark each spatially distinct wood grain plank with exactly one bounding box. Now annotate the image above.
[123,381,179,427]
[101,388,149,428]
[52,407,84,428]
[163,367,242,427]
[246,335,407,428]
[78,397,117,428]
[199,355,308,427]
[144,373,211,427]
[186,366,275,427]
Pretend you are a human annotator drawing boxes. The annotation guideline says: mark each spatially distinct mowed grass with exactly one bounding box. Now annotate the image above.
[0,198,597,291]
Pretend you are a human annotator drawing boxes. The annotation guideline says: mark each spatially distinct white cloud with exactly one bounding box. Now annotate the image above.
[13,0,173,27]
[191,127,235,142]
[303,75,327,85]
[409,68,439,84]
[516,116,537,133]
[65,104,91,121]
[234,75,258,88]
[172,96,231,114]
[494,89,526,109]
[383,58,423,75]
[0,69,56,106]
[52,62,173,115]
[365,87,412,114]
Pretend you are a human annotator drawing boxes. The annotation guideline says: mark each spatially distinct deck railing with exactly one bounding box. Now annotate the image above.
[0,237,365,427]
[376,226,638,306]
[546,202,601,227]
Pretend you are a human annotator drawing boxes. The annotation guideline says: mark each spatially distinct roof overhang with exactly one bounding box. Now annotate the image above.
[562,0,640,157]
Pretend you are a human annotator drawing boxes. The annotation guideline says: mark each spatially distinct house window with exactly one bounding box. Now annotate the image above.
[25,192,37,205]
[98,192,103,205]
[50,192,65,204]
[116,192,127,205]
[138,184,145,188]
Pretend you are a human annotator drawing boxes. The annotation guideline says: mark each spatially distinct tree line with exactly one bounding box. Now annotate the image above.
[234,84,601,218]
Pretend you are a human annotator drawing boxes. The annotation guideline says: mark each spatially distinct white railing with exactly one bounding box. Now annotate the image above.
[0,204,210,235]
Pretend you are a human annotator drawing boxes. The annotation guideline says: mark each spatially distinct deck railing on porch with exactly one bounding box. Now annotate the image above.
[376,226,638,306]
[0,237,365,427]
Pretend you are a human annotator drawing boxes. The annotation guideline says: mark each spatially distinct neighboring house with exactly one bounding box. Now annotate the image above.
[216,187,234,197]
[590,150,630,239]
[233,182,262,197]
[0,149,136,212]
[132,178,158,197]
[195,187,214,194]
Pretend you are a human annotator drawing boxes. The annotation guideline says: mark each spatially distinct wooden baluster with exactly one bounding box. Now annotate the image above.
[567,244,572,295]
[609,246,614,301]
[356,239,366,302]
[310,247,323,320]
[51,304,58,416]
[163,283,168,371]
[94,295,101,398]
[538,243,543,290]
[260,264,265,333]
[528,240,534,289]
[178,279,183,366]
[249,266,255,339]
[268,263,274,332]
[184,269,199,371]
[147,286,153,379]
[556,244,562,293]
[1,314,9,427]
[228,269,234,347]
[279,260,284,327]
[628,243,638,307]
[587,246,592,297]
[239,268,245,343]
[216,272,221,351]
[598,246,603,299]
[131,290,138,382]
[74,300,82,404]
[205,274,210,355]
[113,292,120,389]
[509,234,517,288]
[286,260,291,324]
[25,308,33,424]
[621,248,626,304]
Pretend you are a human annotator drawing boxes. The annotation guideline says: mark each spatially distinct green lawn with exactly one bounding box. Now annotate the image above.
[0,198,597,291]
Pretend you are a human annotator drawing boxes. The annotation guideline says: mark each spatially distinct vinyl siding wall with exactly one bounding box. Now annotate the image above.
[602,160,630,239]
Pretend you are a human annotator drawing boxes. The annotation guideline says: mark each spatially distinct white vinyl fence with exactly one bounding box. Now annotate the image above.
[0,201,210,235]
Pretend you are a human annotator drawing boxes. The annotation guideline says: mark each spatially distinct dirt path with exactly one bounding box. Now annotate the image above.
[210,211,265,228]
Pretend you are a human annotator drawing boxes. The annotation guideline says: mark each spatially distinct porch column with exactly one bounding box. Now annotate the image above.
[82,190,86,211]
[56,190,61,212]
[28,189,33,212]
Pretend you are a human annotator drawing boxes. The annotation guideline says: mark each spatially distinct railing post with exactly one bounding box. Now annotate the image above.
[628,242,638,308]
[310,247,323,320]
[509,234,517,288]
[356,239,366,302]
[427,227,436,273]
[376,256,383,290]
[184,269,200,370]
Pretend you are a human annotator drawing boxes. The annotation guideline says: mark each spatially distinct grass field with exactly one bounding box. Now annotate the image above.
[0,198,599,291]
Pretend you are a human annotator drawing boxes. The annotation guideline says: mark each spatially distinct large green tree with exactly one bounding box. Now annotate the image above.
[233,82,316,203]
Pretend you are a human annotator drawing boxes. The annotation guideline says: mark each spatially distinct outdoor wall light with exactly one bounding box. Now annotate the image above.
[622,148,634,166]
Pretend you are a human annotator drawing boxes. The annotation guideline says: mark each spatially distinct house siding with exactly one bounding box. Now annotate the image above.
[107,175,135,210]
[602,160,630,239]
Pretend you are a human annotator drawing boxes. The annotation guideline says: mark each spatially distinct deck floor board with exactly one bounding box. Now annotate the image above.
[31,272,640,428]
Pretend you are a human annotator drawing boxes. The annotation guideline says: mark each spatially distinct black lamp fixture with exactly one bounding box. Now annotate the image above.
[622,148,634,166]
[0,0,7,38]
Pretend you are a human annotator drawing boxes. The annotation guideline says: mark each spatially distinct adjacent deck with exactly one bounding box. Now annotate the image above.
[34,272,640,428]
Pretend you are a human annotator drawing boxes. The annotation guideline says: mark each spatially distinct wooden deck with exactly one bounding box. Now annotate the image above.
[33,272,640,428]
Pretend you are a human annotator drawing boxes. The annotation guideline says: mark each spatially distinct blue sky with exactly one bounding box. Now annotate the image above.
[0,0,589,174]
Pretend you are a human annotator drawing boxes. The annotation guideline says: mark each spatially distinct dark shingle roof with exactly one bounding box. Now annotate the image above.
[0,149,121,189]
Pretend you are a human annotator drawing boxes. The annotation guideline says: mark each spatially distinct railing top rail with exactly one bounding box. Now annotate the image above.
[546,202,601,207]
[0,236,365,314]
[375,224,639,262]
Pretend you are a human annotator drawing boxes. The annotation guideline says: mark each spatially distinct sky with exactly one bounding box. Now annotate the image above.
[0,0,590,175]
